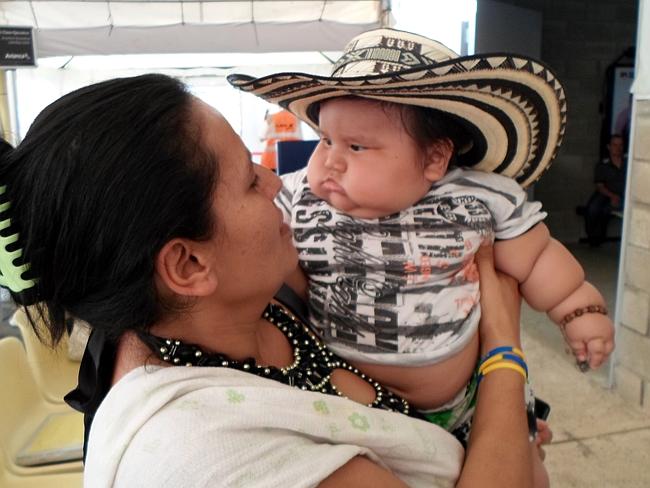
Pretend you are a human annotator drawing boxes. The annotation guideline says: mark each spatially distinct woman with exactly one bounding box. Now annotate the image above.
[1,74,544,487]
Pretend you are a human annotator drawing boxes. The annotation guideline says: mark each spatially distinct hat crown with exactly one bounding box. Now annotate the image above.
[331,28,459,78]
[227,27,567,188]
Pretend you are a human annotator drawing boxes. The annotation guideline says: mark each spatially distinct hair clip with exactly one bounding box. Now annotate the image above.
[0,185,35,292]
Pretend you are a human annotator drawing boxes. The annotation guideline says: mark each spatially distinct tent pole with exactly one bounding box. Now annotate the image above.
[0,71,13,144]
[4,70,20,145]
[380,0,393,27]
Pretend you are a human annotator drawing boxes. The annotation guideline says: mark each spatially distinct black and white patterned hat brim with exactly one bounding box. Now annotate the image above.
[228,29,567,188]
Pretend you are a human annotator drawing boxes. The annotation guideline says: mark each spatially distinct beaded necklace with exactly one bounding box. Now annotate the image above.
[138,303,415,417]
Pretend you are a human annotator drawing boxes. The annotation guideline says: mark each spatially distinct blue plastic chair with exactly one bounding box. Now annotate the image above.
[276,140,318,175]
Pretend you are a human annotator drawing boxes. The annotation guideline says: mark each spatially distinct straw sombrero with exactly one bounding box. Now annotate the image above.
[227,28,567,188]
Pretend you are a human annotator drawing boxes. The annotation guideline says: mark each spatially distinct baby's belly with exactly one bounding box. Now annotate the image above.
[350,331,480,410]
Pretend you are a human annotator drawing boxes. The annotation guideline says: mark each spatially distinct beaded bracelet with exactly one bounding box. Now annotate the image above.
[560,305,608,328]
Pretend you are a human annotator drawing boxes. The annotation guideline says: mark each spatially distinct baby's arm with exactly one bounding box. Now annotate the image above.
[493,223,614,369]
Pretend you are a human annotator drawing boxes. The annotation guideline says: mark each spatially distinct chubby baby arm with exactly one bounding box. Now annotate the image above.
[494,223,615,369]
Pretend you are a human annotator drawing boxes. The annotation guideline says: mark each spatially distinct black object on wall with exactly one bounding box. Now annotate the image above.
[600,47,635,157]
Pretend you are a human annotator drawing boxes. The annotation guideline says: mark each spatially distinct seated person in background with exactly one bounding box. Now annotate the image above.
[585,134,627,246]
[0,74,548,487]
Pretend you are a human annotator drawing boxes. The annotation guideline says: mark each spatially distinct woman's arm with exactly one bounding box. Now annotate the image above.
[319,456,408,488]
[320,244,535,488]
[457,244,533,487]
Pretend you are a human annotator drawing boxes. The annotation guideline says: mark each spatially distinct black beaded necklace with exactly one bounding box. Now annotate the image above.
[137,303,416,417]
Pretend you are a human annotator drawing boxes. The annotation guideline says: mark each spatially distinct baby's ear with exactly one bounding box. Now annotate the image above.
[423,139,453,182]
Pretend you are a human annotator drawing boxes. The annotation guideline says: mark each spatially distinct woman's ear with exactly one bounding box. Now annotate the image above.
[423,138,453,182]
[155,238,218,297]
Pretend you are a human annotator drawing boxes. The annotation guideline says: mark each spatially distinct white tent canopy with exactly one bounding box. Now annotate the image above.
[0,0,388,57]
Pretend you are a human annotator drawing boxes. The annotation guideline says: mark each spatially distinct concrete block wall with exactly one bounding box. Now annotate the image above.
[617,99,650,410]
[481,1,649,409]
[485,0,638,242]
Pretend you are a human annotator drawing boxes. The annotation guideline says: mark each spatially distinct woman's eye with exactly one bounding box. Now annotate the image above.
[350,144,365,152]
[251,174,260,188]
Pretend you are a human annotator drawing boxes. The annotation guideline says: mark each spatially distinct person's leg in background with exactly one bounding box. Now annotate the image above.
[584,192,611,246]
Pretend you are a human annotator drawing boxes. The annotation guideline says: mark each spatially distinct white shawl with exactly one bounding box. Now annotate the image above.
[84,366,463,487]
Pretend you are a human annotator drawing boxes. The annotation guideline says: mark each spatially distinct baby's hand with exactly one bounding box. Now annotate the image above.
[562,312,615,369]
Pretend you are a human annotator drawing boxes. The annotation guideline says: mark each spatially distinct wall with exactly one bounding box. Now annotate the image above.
[475,0,542,58]
[479,0,638,242]
[478,0,650,408]
[616,0,650,410]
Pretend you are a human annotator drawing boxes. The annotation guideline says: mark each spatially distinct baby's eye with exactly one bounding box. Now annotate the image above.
[321,137,332,146]
[350,144,365,152]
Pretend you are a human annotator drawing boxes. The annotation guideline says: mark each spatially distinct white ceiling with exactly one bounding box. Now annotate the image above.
[0,0,389,57]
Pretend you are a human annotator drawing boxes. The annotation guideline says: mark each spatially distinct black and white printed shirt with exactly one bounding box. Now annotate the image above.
[277,167,545,366]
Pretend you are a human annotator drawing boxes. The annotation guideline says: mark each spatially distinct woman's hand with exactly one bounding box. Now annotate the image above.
[535,419,553,461]
[475,243,522,355]
[459,244,535,488]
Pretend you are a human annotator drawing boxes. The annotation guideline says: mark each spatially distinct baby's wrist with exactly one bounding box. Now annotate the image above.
[559,304,608,330]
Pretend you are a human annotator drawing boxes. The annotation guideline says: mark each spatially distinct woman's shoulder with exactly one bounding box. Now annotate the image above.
[84,367,297,486]
[86,367,355,487]
[85,364,463,487]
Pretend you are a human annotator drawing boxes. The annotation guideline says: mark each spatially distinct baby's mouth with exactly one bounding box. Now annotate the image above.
[321,178,344,193]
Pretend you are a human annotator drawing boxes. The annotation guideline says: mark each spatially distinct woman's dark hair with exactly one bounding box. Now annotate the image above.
[0,74,219,345]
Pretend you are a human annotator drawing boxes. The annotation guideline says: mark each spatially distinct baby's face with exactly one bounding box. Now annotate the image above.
[306,97,435,219]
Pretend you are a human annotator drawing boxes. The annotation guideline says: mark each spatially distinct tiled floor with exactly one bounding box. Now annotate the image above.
[522,241,650,487]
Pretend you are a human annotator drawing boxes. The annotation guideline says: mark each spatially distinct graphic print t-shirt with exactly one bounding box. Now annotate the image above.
[277,167,545,366]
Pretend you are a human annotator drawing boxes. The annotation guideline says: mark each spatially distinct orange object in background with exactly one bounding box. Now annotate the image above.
[261,110,302,170]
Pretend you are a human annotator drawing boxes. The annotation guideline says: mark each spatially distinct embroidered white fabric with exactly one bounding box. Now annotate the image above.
[84,366,463,487]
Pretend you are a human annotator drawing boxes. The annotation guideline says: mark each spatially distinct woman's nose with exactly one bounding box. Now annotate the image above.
[259,165,282,199]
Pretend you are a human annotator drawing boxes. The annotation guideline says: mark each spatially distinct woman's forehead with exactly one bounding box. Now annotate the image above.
[194,100,237,151]
[192,99,250,180]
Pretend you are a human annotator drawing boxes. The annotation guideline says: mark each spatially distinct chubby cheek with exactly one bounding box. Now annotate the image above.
[306,151,323,175]
[347,170,385,201]
[306,160,325,196]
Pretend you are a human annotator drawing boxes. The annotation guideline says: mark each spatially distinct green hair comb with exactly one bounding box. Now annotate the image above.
[0,185,35,292]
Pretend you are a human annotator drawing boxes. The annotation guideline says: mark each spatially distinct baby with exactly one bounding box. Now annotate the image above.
[229,29,614,444]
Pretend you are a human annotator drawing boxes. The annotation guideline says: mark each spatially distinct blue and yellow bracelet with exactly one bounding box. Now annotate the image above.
[477,346,528,385]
